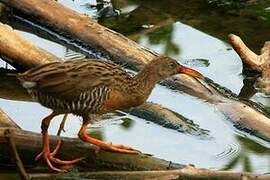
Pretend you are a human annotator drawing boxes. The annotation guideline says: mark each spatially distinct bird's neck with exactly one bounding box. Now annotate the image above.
[132,66,161,99]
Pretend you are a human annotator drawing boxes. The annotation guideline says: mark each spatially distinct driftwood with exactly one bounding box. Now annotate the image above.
[1,128,270,179]
[0,101,266,179]
[0,112,269,179]
[29,168,270,180]
[0,107,183,173]
[229,34,270,95]
[4,128,29,179]
[1,1,270,140]
[0,20,57,70]
[0,128,183,172]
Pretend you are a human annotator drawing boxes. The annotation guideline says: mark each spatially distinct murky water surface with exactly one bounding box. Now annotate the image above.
[1,0,270,173]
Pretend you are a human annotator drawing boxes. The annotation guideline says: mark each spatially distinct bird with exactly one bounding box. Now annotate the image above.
[18,56,204,172]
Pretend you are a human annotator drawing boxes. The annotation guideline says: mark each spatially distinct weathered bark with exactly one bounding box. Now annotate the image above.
[0,0,155,71]
[29,168,270,180]
[0,20,58,70]
[1,127,269,179]
[0,128,182,172]
[228,34,266,71]
[5,128,30,180]
[229,34,270,95]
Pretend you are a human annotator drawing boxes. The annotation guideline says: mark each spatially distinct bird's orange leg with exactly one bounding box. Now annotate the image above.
[78,118,140,154]
[36,112,82,172]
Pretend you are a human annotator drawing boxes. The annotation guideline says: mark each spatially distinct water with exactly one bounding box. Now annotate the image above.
[1,0,270,174]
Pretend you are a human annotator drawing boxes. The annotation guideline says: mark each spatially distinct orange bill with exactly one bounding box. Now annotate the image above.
[177,66,204,79]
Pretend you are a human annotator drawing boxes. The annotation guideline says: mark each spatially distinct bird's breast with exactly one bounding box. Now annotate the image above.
[101,90,143,113]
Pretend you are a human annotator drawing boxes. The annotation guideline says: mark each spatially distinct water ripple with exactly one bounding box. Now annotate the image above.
[215,142,240,160]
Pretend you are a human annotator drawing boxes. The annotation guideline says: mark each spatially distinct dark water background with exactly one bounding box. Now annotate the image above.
[1,0,270,175]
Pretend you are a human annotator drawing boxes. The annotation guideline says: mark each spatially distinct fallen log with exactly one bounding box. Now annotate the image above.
[229,34,270,95]
[0,0,153,70]
[1,127,269,179]
[0,127,182,172]
[0,19,58,70]
[29,168,270,180]
[1,1,270,141]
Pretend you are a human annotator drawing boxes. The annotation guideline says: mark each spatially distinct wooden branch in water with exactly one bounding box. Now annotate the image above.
[228,34,265,71]
[4,129,29,180]
[1,127,268,179]
[0,21,58,70]
[0,127,182,171]
[0,0,155,71]
[125,103,211,139]
[228,34,270,95]
[29,168,270,180]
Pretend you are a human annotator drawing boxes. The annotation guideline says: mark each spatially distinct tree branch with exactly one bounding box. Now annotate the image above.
[228,34,270,95]
[0,127,182,171]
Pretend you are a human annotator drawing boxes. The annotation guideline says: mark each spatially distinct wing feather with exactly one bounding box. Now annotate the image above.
[18,59,131,101]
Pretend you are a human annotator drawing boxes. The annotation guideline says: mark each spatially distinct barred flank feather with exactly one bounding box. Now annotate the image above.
[18,59,133,116]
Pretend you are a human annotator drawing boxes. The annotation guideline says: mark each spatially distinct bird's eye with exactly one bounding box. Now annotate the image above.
[168,62,176,68]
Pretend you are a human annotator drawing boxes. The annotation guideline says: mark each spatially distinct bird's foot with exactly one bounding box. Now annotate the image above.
[35,140,83,173]
[96,141,141,154]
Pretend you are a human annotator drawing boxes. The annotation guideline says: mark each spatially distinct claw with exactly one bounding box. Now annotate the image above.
[37,135,82,172]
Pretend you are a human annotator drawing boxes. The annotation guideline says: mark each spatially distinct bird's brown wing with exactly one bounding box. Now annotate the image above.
[18,59,130,101]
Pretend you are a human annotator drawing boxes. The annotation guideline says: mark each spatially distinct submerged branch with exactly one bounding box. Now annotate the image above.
[228,34,265,71]
[229,34,270,95]
[0,21,58,70]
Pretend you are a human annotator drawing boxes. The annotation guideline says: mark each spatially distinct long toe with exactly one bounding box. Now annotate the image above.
[44,153,82,172]
[36,139,62,161]
[101,143,141,154]
[50,156,84,165]
[113,144,141,152]
[44,155,67,173]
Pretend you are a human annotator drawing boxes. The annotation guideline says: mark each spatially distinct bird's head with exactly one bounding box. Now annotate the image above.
[149,56,204,80]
